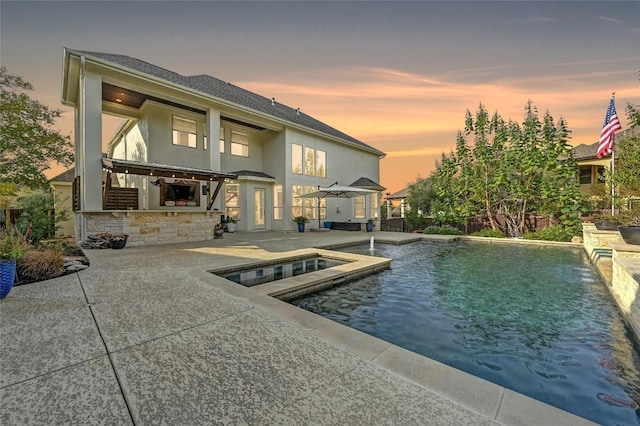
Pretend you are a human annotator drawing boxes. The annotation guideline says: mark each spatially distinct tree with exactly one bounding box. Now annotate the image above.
[613,103,640,197]
[428,101,581,237]
[406,177,435,216]
[0,67,73,191]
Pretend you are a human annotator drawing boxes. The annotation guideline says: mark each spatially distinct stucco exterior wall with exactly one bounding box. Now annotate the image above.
[219,122,264,173]
[262,131,286,231]
[52,183,76,237]
[283,127,381,228]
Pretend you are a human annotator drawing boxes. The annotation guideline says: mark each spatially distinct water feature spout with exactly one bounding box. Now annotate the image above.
[370,236,374,251]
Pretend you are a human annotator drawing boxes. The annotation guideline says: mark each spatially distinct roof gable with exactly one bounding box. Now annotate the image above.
[349,177,385,191]
[49,168,75,183]
[69,49,384,156]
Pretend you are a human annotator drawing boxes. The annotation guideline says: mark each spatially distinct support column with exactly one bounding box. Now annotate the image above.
[80,70,103,212]
[206,108,222,211]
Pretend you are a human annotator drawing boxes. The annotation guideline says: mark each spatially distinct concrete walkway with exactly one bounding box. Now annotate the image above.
[0,231,595,425]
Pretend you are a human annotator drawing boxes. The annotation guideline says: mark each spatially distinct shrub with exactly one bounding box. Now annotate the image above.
[523,225,575,242]
[15,192,58,244]
[0,227,29,260]
[40,237,84,256]
[471,228,505,238]
[17,246,65,283]
[423,225,463,235]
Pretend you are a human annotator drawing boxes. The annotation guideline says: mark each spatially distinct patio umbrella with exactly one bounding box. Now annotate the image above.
[296,184,378,227]
[303,185,378,198]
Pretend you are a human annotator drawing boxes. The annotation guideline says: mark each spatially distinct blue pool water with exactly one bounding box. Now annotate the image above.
[290,240,640,425]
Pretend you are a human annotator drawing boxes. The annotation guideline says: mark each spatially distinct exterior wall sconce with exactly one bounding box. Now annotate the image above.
[336,206,341,213]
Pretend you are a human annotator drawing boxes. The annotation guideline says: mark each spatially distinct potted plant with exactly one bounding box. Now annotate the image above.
[225,217,238,233]
[0,230,27,299]
[617,204,640,245]
[214,223,225,239]
[592,212,624,231]
[108,234,129,249]
[366,218,374,232]
[293,216,308,232]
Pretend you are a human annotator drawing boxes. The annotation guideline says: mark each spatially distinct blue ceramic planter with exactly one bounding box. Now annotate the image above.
[0,260,17,299]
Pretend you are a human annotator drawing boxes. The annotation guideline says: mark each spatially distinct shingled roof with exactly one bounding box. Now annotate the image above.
[349,177,385,191]
[572,142,601,161]
[49,168,75,183]
[69,49,384,156]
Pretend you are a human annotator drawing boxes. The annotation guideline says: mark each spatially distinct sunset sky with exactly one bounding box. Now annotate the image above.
[2,1,639,193]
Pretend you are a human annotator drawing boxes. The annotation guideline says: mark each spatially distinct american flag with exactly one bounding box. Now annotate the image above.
[596,96,622,159]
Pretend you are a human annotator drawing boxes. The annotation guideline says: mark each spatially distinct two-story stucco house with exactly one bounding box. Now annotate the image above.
[61,49,386,246]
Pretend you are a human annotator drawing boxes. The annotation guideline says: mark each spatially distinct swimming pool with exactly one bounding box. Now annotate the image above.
[290,240,640,425]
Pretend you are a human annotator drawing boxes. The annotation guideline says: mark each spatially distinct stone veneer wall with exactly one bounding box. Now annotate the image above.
[582,224,623,261]
[611,246,640,341]
[584,223,640,341]
[84,211,223,247]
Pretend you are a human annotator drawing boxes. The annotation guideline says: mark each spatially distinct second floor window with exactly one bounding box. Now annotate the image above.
[316,150,326,178]
[292,144,302,174]
[231,130,249,157]
[172,116,197,148]
[304,147,315,176]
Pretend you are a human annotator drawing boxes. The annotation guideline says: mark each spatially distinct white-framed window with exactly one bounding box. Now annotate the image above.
[291,144,303,174]
[304,147,315,176]
[304,185,316,219]
[203,124,207,150]
[371,193,379,219]
[354,195,365,219]
[316,150,326,178]
[291,186,325,220]
[231,130,249,157]
[172,116,197,148]
[225,183,240,221]
[319,197,326,219]
[274,184,283,220]
[292,185,303,218]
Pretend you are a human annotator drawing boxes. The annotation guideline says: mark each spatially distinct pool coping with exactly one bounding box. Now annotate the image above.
[201,237,597,425]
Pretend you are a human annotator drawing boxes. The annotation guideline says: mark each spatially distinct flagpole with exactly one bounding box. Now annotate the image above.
[597,92,622,216]
[611,138,615,216]
[611,92,616,216]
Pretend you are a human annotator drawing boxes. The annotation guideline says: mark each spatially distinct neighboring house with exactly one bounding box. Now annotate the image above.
[384,187,409,218]
[61,48,386,245]
[572,127,639,209]
[49,169,76,237]
[572,142,609,197]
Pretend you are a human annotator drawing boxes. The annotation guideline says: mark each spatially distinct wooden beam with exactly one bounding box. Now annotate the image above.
[207,181,223,211]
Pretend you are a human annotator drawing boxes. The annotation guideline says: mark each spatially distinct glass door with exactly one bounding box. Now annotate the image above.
[254,188,265,228]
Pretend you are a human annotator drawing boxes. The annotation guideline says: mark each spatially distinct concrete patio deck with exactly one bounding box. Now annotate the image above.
[0,231,595,425]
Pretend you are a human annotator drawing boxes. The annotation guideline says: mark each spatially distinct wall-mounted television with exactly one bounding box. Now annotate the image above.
[160,179,200,207]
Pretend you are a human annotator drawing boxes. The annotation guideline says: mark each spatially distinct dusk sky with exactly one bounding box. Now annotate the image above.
[2,1,639,193]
